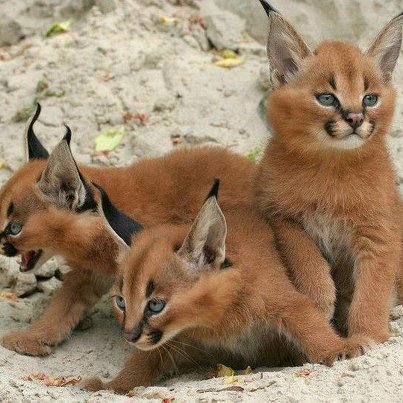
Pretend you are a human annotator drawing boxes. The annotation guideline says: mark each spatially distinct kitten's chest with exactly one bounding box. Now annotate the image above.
[301,211,354,266]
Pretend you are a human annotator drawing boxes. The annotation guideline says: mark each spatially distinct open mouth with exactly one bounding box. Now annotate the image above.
[20,250,43,272]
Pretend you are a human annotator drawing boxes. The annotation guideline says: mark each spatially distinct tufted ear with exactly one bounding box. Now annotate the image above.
[25,103,49,160]
[259,0,312,86]
[366,13,402,82]
[177,179,227,272]
[37,127,95,211]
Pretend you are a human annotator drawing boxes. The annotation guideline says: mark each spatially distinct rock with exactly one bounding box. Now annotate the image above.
[259,64,272,90]
[12,273,37,297]
[191,25,210,51]
[0,17,24,47]
[36,277,62,296]
[0,257,19,288]
[34,258,58,279]
[153,95,176,112]
[95,0,117,13]
[201,3,245,50]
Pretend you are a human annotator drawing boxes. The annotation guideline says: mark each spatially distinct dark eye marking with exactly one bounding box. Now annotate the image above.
[364,76,369,92]
[146,280,155,298]
[7,203,14,217]
[328,75,336,90]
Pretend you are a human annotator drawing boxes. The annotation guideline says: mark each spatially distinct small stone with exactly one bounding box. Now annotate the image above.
[0,18,24,46]
[36,277,62,296]
[34,258,58,279]
[203,9,245,51]
[12,273,37,297]
[0,257,20,288]
[153,95,176,112]
[259,64,272,90]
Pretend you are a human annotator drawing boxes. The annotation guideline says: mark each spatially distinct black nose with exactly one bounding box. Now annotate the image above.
[123,323,143,342]
[345,112,364,129]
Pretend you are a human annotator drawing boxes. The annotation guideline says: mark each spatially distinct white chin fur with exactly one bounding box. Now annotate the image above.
[314,130,366,150]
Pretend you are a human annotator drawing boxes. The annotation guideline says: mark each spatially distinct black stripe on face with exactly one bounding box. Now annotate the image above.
[364,76,369,92]
[3,243,18,257]
[328,75,337,90]
[149,331,163,345]
[7,203,14,217]
[325,120,336,136]
[146,280,155,298]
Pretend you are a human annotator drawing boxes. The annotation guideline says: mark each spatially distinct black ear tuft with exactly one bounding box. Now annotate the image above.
[259,0,278,16]
[205,178,220,201]
[93,182,143,246]
[27,103,49,160]
[63,125,72,146]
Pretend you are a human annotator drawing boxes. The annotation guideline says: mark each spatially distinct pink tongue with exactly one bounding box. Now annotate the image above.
[21,251,35,268]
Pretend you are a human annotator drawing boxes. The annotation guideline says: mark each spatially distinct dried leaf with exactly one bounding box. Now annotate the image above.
[224,375,239,384]
[238,366,253,375]
[244,147,262,162]
[0,291,18,301]
[214,58,244,68]
[216,364,235,377]
[221,386,244,392]
[95,128,126,153]
[162,398,176,403]
[220,49,238,59]
[159,16,179,25]
[294,369,313,378]
[23,373,81,387]
[44,20,72,37]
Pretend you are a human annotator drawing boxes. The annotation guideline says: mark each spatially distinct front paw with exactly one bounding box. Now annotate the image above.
[320,335,373,366]
[1,331,53,356]
[80,377,106,392]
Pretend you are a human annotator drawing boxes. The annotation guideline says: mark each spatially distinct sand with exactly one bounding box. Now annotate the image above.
[0,0,402,401]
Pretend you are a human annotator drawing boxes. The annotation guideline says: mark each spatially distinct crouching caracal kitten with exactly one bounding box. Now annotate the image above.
[0,105,256,356]
[256,1,402,342]
[82,181,370,394]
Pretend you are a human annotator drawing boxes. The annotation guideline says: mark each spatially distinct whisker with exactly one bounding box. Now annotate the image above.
[167,342,202,370]
[162,345,179,376]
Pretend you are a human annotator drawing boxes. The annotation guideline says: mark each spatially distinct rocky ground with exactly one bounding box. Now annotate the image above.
[0,0,402,401]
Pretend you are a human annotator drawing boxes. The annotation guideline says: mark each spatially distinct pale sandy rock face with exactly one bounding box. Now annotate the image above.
[0,0,402,401]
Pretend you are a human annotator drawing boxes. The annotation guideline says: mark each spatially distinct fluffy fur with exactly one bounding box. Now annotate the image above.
[81,189,370,394]
[256,3,402,342]
[0,110,256,356]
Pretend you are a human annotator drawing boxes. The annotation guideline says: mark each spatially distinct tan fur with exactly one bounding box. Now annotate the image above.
[0,146,256,355]
[82,199,370,393]
[256,9,402,342]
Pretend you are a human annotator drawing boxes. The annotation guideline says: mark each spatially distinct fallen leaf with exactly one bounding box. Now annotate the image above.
[220,49,238,59]
[23,373,81,387]
[189,14,205,29]
[214,58,244,69]
[224,375,239,384]
[0,291,18,302]
[294,369,313,378]
[221,386,244,392]
[216,364,235,377]
[162,398,175,403]
[95,128,126,153]
[159,16,179,25]
[44,20,72,38]
[238,366,253,375]
[244,147,262,162]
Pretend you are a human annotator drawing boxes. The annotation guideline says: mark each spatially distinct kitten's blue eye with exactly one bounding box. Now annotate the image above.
[8,222,22,236]
[115,296,126,310]
[317,94,337,106]
[363,94,378,107]
[148,300,165,314]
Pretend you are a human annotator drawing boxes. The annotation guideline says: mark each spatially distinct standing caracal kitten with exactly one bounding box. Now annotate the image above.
[256,1,402,342]
[0,105,256,356]
[82,181,370,394]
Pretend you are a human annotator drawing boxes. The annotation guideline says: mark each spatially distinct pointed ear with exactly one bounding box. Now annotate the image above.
[259,0,312,86]
[25,103,49,160]
[178,180,227,272]
[366,13,402,82]
[37,127,89,210]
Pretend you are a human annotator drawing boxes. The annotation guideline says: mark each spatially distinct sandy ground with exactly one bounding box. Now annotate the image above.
[0,0,402,401]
